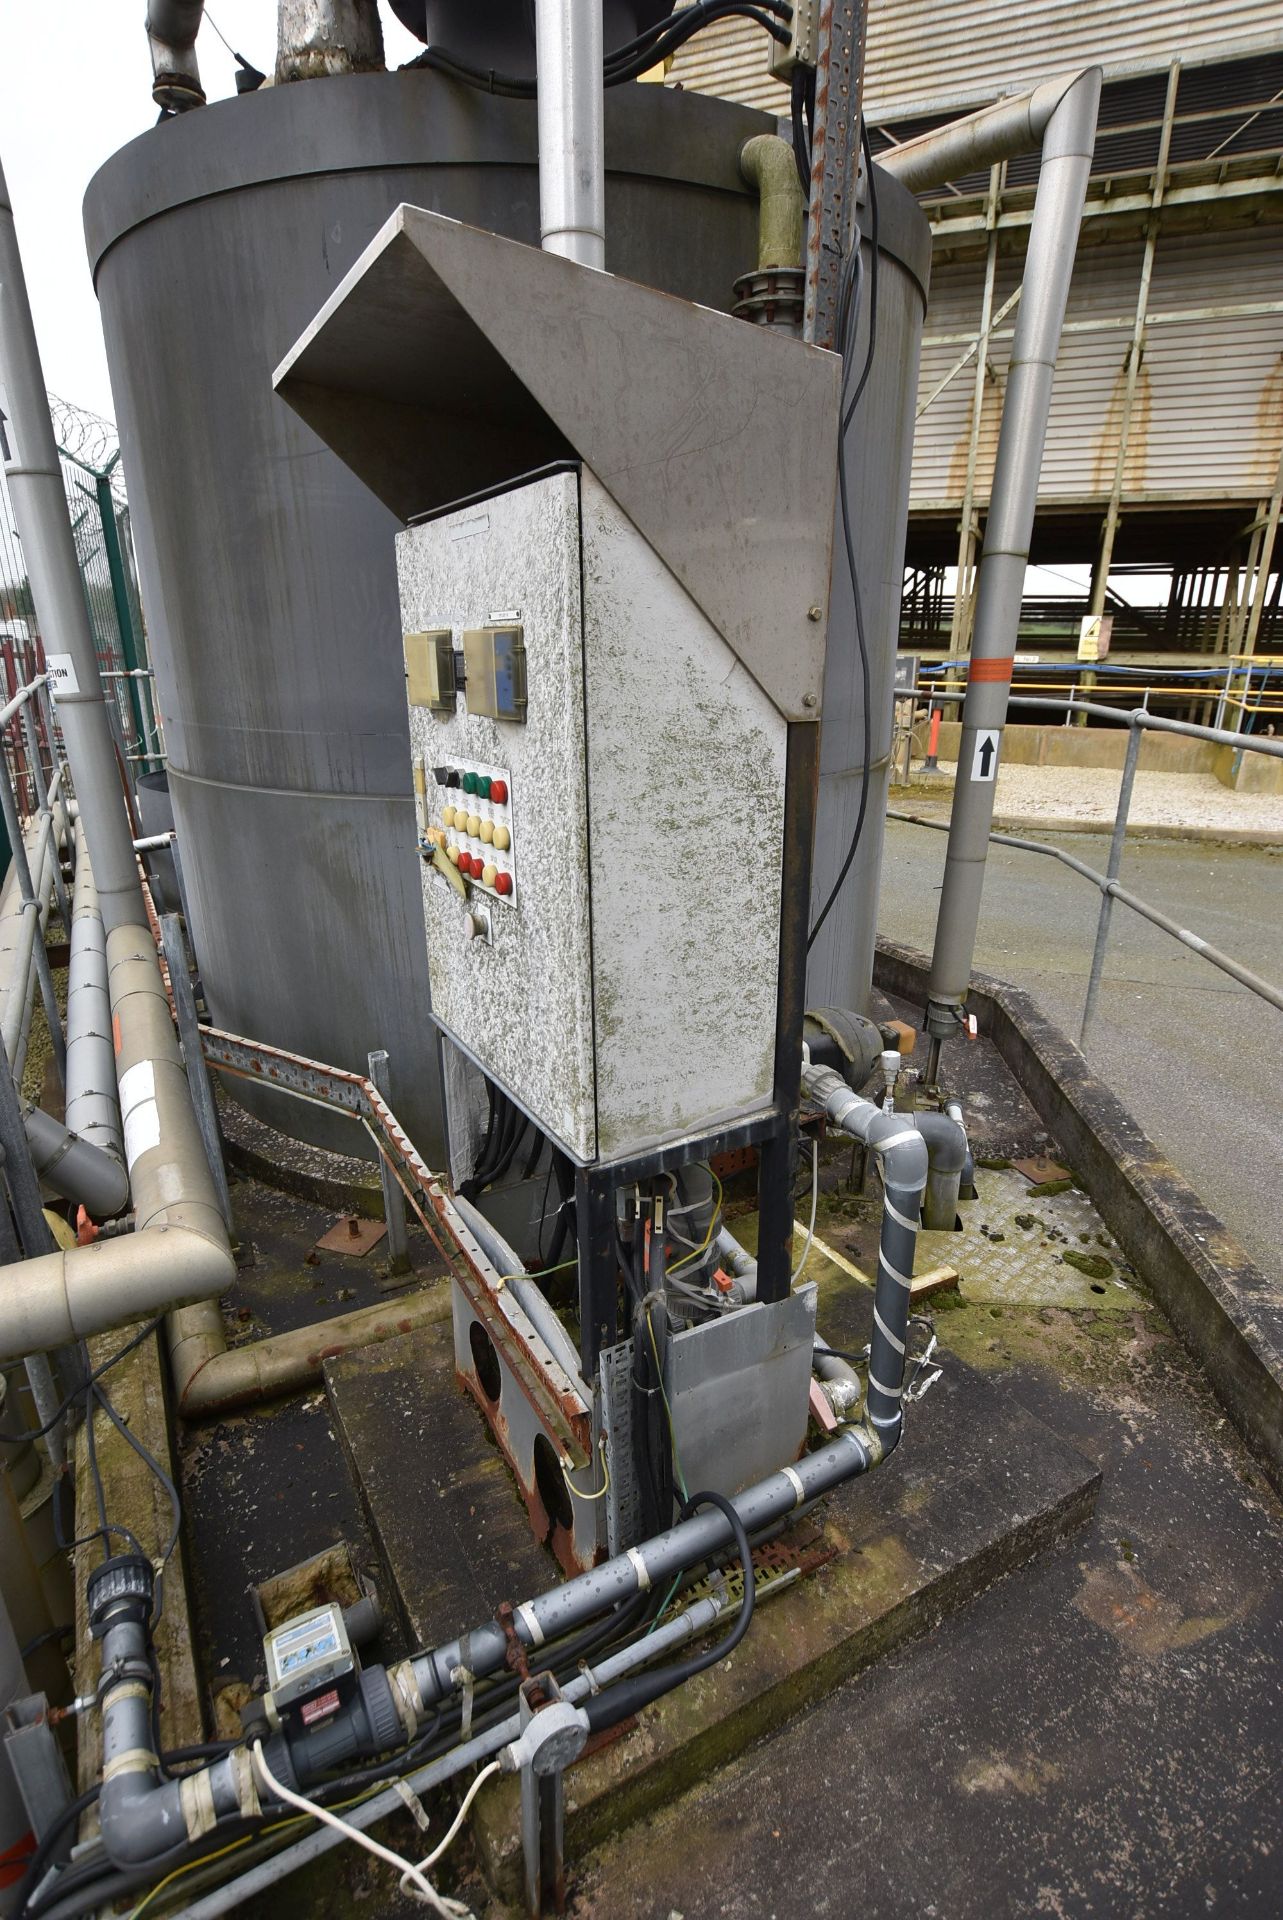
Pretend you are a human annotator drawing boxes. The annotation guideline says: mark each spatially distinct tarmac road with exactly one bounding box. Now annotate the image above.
[876,820,1283,1283]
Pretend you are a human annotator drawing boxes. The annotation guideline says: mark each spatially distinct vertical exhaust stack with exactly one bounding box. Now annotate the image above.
[276,1,385,83]
[146,1,207,110]
[535,0,606,269]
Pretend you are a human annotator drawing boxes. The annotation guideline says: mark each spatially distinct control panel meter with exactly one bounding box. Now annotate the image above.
[463,625,527,721]
[404,628,457,713]
[263,1603,355,1721]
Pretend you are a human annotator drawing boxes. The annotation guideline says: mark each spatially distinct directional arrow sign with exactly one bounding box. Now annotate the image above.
[972,730,1000,782]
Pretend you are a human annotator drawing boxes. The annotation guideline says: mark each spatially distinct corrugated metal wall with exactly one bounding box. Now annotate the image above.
[666,2,1280,120]
[912,227,1283,511]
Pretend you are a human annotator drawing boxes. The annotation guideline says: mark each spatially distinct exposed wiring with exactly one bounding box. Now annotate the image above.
[0,1316,162,1442]
[791,1136,819,1282]
[494,1255,576,1292]
[562,1433,611,1503]
[251,1743,497,1918]
[404,2,793,97]
[808,120,881,951]
[667,1166,723,1276]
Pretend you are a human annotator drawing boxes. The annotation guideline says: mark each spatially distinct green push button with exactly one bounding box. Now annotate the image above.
[462,771,477,794]
[477,775,492,799]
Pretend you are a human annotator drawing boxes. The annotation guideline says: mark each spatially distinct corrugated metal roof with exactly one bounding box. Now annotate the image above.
[664,3,1283,122]
[911,226,1283,510]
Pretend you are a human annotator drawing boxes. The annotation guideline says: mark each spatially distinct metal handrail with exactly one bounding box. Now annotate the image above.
[895,688,1283,1048]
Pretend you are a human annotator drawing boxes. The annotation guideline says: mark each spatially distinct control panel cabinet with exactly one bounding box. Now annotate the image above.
[397,464,787,1164]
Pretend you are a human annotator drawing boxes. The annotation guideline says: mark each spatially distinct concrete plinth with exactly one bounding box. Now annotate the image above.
[326,1322,1098,1901]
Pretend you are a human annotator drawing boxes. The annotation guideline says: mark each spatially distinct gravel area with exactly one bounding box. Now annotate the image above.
[933,760,1283,836]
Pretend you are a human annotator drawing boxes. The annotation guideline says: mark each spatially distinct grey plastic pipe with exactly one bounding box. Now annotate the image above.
[0,808,59,1068]
[20,1103,129,1218]
[801,1063,927,1442]
[921,68,1102,1040]
[0,157,148,937]
[0,922,234,1362]
[535,0,605,268]
[912,1108,968,1231]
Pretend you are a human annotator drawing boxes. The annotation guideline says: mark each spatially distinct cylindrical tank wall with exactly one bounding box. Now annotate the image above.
[807,173,930,1018]
[85,74,784,1154]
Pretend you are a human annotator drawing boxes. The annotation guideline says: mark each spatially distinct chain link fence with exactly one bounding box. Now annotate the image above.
[0,393,162,786]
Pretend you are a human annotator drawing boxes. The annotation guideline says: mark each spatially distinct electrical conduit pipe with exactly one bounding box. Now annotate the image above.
[739,134,805,269]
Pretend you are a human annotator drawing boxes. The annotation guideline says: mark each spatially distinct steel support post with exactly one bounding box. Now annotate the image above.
[803,1,869,350]
[367,1049,409,1273]
[0,752,66,1092]
[19,701,69,933]
[0,157,146,936]
[1079,720,1142,1050]
[159,912,233,1231]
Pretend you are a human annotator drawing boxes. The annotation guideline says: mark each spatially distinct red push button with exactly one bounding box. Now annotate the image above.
[458,852,475,877]
[490,779,508,805]
[494,870,513,897]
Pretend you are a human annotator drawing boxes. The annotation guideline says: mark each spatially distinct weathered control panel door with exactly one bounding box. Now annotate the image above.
[397,463,787,1164]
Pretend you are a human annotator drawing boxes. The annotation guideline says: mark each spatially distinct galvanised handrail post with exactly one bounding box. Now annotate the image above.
[1079,717,1143,1049]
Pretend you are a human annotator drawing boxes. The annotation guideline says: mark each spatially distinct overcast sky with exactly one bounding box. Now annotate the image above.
[0,3,422,422]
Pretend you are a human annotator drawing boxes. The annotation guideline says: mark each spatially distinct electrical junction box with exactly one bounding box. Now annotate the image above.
[397,463,789,1166]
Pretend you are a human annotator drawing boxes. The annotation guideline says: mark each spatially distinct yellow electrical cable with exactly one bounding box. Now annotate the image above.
[493,1255,576,1293]
[667,1167,723,1276]
[126,1785,378,1920]
[562,1433,611,1502]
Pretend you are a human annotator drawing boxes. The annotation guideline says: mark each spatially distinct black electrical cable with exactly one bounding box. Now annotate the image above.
[0,1316,162,1442]
[791,63,814,195]
[12,1785,101,1920]
[403,2,792,98]
[807,120,881,952]
[582,1489,755,1732]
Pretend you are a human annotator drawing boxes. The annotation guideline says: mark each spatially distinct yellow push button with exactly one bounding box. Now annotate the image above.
[479,819,494,845]
[481,861,497,887]
[466,812,482,837]
[492,825,511,852]
[446,842,461,866]
[442,804,456,828]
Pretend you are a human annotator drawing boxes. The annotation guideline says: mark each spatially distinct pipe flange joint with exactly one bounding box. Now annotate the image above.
[357,1665,402,1757]
[88,1553,154,1638]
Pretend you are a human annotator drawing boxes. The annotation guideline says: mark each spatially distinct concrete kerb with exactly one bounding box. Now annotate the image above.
[874,937,1283,1496]
[887,797,1283,849]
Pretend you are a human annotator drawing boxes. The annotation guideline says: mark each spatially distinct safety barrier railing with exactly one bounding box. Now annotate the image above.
[891,691,1283,1051]
[915,655,1283,734]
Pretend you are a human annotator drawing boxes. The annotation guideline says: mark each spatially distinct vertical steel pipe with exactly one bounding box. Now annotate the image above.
[0,158,147,939]
[923,69,1102,1045]
[535,0,605,268]
[1079,718,1143,1050]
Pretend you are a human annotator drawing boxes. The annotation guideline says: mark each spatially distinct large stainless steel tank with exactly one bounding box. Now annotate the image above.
[84,70,928,1154]
[808,181,931,1018]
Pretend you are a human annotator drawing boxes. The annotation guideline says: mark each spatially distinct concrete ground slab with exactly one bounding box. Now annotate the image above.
[923,1167,1149,1315]
[325,1325,559,1653]
[468,1358,1098,1900]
